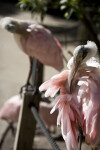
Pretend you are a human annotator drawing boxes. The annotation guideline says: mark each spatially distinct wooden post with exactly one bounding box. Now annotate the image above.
[13,59,43,150]
[13,92,38,150]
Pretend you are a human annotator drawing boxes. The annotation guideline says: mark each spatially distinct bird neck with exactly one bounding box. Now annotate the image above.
[13,33,23,50]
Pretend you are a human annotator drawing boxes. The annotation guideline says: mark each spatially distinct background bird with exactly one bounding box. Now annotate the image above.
[0,95,58,133]
[0,17,67,87]
[0,95,21,122]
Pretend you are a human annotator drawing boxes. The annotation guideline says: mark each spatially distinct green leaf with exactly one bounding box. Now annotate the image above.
[60,0,68,4]
[60,5,66,10]
[53,89,60,99]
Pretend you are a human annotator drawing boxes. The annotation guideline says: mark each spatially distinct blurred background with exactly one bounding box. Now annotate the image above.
[0,0,100,149]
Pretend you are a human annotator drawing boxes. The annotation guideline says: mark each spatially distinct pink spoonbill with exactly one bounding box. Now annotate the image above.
[0,95,58,131]
[0,95,22,122]
[39,41,100,150]
[67,41,100,149]
[0,17,67,87]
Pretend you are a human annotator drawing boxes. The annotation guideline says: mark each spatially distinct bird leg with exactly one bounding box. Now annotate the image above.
[9,122,16,136]
[26,56,33,86]
[78,128,83,150]
[0,122,15,149]
[20,57,33,94]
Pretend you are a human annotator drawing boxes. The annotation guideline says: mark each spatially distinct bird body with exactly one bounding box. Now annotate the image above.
[1,17,64,71]
[76,59,100,148]
[20,24,63,70]
[0,95,21,122]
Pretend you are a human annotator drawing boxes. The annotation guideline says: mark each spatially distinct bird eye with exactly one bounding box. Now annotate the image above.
[5,24,15,32]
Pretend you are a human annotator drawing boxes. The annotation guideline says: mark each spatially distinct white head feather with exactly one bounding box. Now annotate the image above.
[67,41,98,69]
[85,41,97,58]
[0,17,34,30]
[0,17,12,29]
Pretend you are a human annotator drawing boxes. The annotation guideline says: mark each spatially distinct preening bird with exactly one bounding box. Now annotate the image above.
[0,17,66,87]
[67,41,97,92]
[39,41,100,150]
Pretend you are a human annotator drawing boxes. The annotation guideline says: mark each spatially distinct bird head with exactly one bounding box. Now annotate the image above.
[0,17,31,34]
[68,41,97,93]
[0,17,18,33]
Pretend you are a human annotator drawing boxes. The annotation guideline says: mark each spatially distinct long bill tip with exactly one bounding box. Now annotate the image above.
[67,63,79,93]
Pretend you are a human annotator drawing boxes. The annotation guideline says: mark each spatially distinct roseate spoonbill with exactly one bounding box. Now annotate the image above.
[67,41,100,149]
[39,41,100,150]
[0,17,67,87]
[0,95,58,131]
[0,95,22,122]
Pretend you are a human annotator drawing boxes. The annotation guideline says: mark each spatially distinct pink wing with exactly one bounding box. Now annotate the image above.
[20,24,64,71]
[39,70,70,97]
[39,69,82,150]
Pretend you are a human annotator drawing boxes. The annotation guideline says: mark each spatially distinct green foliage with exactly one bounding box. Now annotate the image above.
[92,6,100,27]
[60,0,100,27]
[53,89,60,99]
[18,0,100,27]
[18,0,60,21]
[18,0,48,21]
[60,0,83,19]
